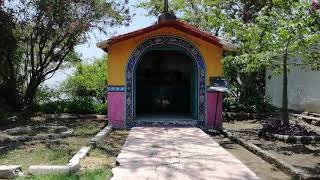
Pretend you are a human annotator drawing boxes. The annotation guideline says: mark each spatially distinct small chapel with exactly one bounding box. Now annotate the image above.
[97,1,234,129]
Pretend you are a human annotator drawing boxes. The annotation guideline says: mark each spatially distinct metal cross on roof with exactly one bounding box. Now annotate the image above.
[164,0,169,13]
[158,0,177,22]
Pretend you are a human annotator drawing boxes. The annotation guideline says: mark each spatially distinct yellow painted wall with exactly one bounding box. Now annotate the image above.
[107,27,223,86]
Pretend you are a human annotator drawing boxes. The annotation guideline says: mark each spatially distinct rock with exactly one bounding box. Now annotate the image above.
[59,129,73,138]
[0,146,8,153]
[0,165,22,179]
[3,126,32,135]
[11,135,31,142]
[283,151,293,156]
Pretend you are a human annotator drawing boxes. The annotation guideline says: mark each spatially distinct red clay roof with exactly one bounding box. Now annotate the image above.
[97,20,226,52]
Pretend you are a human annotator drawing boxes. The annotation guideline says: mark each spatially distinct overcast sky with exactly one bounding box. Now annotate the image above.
[45,2,155,87]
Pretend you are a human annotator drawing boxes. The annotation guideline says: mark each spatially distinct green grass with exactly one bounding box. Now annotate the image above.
[16,168,111,180]
[0,143,71,168]
[0,122,126,180]
[0,120,106,169]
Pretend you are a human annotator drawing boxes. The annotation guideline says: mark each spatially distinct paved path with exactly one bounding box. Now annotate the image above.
[111,127,260,180]
[212,136,290,180]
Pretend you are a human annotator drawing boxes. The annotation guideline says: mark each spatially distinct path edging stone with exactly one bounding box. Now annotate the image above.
[42,114,106,120]
[0,165,23,179]
[90,124,112,145]
[223,112,278,121]
[265,132,320,144]
[69,147,91,164]
[292,113,320,127]
[221,129,320,180]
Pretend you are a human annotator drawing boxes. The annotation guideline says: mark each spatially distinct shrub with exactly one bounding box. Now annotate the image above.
[35,98,106,115]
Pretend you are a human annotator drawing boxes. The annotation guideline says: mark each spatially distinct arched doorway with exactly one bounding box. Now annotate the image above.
[125,36,207,127]
[135,46,198,119]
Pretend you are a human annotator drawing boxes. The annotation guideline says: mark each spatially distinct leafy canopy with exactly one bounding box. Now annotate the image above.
[61,57,107,102]
[1,0,130,109]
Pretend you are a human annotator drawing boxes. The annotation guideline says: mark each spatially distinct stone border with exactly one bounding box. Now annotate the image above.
[0,165,23,179]
[1,125,73,143]
[90,125,112,145]
[292,113,320,127]
[28,147,91,176]
[223,112,278,121]
[28,163,80,176]
[221,129,320,180]
[1,114,107,123]
[40,114,106,120]
[264,132,320,144]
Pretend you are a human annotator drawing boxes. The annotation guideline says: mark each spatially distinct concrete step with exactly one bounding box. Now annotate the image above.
[135,120,198,127]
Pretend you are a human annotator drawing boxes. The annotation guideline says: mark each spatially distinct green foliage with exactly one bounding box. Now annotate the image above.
[34,57,107,115]
[35,98,106,115]
[140,0,320,115]
[139,0,271,112]
[223,57,271,113]
[226,0,320,122]
[35,85,59,104]
[1,0,130,110]
[61,57,107,101]
[231,1,320,72]
[0,9,20,109]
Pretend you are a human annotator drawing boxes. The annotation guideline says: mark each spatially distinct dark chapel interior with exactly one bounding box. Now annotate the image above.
[135,48,197,118]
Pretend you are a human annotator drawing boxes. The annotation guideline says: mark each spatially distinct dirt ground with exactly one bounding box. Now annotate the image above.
[224,118,320,176]
[81,130,129,171]
[211,135,290,180]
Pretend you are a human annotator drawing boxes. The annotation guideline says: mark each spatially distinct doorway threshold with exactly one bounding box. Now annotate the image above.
[135,114,197,127]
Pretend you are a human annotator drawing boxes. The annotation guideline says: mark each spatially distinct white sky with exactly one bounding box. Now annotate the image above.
[45,2,155,87]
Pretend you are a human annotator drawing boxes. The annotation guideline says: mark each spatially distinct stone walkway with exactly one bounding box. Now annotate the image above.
[111,127,260,180]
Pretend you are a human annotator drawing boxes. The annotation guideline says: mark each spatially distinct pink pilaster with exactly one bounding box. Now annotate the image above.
[108,92,125,129]
[207,92,223,129]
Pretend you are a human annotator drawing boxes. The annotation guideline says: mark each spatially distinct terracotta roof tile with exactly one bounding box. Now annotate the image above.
[97,20,230,52]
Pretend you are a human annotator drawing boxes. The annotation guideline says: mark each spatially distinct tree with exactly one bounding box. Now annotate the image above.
[33,57,107,114]
[0,8,20,109]
[139,0,271,113]
[231,0,320,125]
[138,0,270,35]
[140,0,320,125]
[1,0,130,110]
[61,57,107,102]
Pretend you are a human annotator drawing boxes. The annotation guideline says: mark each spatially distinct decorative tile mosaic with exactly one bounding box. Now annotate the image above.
[125,36,207,127]
[108,86,125,92]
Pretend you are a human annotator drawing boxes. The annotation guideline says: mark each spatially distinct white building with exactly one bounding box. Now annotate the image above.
[266,66,320,113]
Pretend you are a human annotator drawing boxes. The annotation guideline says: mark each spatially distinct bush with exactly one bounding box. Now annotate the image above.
[35,98,106,115]
[224,92,273,113]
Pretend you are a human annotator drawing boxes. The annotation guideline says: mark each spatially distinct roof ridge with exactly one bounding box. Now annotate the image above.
[97,20,236,52]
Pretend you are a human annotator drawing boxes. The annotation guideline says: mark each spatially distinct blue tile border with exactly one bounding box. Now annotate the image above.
[125,36,207,127]
[107,85,125,92]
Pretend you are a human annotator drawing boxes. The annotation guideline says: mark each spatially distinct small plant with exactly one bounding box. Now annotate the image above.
[259,121,318,136]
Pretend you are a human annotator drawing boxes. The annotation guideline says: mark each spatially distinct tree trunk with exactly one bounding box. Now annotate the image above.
[282,47,289,126]
[24,79,41,110]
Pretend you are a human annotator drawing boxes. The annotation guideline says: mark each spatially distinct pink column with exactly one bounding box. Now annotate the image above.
[207,92,223,129]
[108,92,125,129]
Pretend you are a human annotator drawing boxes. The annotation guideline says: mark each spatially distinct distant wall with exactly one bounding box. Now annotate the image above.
[265,66,320,113]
